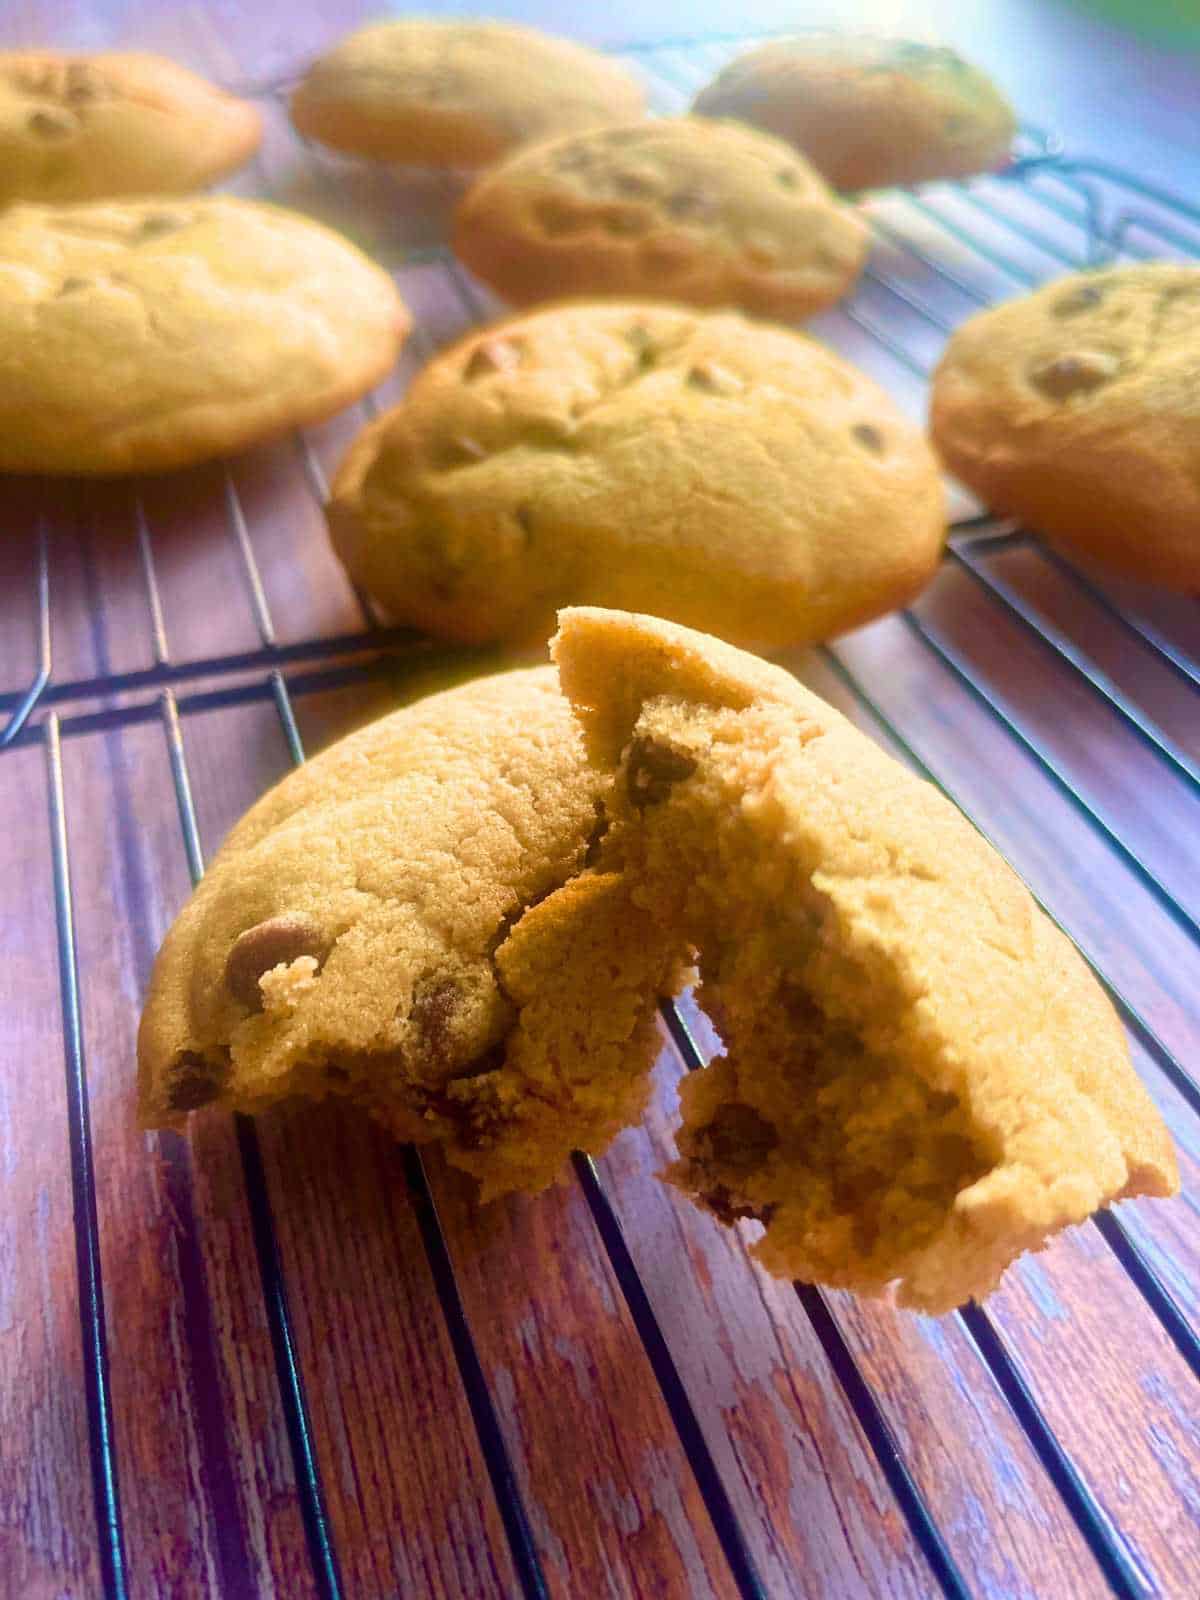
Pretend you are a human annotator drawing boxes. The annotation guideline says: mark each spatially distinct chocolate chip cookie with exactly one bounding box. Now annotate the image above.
[0,51,260,205]
[453,116,868,317]
[0,197,408,475]
[553,607,1178,1314]
[931,263,1200,590]
[326,301,944,652]
[290,18,645,167]
[138,667,686,1198]
[693,33,1015,193]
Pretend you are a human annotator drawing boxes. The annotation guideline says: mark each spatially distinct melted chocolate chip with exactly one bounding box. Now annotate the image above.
[224,914,327,1011]
[1051,283,1104,318]
[625,736,697,810]
[851,422,885,453]
[409,979,459,1071]
[27,109,73,138]
[138,213,185,240]
[1029,350,1120,399]
[166,1050,228,1112]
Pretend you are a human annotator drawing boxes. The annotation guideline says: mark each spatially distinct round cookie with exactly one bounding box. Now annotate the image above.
[138,666,687,1198]
[930,263,1200,591]
[552,607,1179,1314]
[0,51,261,205]
[453,116,869,318]
[290,18,645,167]
[327,301,943,651]
[692,34,1015,193]
[0,197,409,475]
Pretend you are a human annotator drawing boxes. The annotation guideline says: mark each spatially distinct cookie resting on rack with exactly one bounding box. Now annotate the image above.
[326,301,945,653]
[0,50,261,205]
[138,667,687,1198]
[453,116,868,318]
[552,607,1178,1315]
[290,17,646,167]
[0,197,408,475]
[930,262,1200,591]
[692,33,1016,193]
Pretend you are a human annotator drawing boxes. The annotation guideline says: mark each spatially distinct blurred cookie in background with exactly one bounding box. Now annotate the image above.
[0,51,260,204]
[693,33,1016,192]
[290,18,646,167]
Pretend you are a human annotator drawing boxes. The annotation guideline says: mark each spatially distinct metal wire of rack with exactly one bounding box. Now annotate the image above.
[4,31,1200,1600]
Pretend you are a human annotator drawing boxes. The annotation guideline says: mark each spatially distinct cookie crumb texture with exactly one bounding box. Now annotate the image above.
[138,668,686,1199]
[290,18,645,167]
[693,33,1015,193]
[931,263,1200,591]
[0,51,260,204]
[0,197,409,474]
[328,301,944,652]
[552,608,1178,1314]
[454,116,868,318]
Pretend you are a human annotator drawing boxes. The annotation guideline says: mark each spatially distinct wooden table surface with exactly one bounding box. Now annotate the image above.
[2,5,1200,1599]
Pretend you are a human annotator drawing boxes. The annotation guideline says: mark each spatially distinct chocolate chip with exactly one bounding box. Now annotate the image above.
[583,799,609,867]
[852,422,885,453]
[27,109,73,138]
[685,362,740,396]
[57,277,90,295]
[613,170,655,197]
[665,188,713,220]
[137,213,184,240]
[514,503,535,541]
[700,1102,779,1171]
[65,63,102,103]
[1029,350,1120,399]
[166,1051,228,1112]
[409,979,458,1071]
[1051,283,1104,318]
[463,338,522,380]
[224,915,327,1011]
[776,168,799,189]
[625,736,696,809]
[625,324,657,370]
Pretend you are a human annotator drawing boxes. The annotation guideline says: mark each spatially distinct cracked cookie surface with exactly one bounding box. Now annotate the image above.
[290,18,645,167]
[138,666,687,1197]
[930,263,1200,589]
[692,33,1015,193]
[552,607,1178,1314]
[453,116,868,318]
[0,51,260,205]
[0,196,409,474]
[327,300,944,651]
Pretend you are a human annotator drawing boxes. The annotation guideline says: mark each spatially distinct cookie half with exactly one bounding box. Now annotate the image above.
[0,197,409,475]
[0,51,261,205]
[693,33,1015,192]
[931,263,1200,591]
[290,18,645,167]
[138,667,686,1198]
[327,301,944,651]
[453,116,868,318]
[552,607,1178,1314]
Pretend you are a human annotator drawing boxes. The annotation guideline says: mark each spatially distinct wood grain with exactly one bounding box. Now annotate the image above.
[2,3,1200,1599]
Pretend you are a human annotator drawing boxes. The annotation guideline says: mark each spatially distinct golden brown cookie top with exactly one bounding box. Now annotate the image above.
[0,50,261,204]
[693,33,1015,192]
[290,18,646,165]
[933,263,1200,426]
[0,197,408,474]
[327,300,944,649]
[453,115,868,315]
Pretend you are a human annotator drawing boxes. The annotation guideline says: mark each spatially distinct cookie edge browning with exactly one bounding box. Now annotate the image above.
[551,606,1179,1313]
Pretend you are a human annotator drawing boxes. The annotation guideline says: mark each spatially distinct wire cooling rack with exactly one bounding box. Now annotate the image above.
[3,32,1199,1600]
